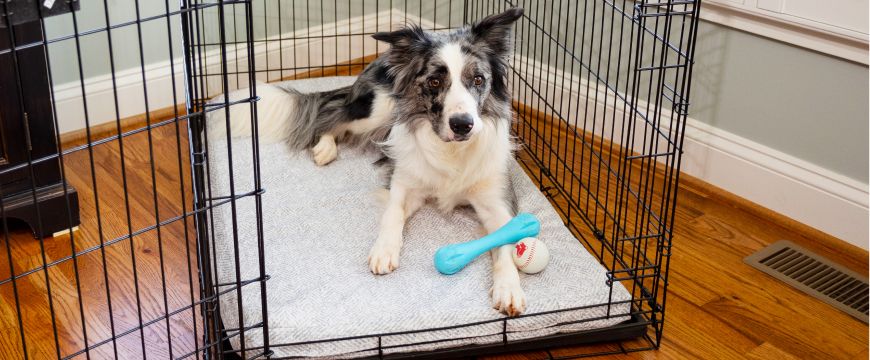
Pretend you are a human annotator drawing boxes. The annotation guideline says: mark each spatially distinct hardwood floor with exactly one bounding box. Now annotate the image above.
[0,65,866,359]
[1,118,200,359]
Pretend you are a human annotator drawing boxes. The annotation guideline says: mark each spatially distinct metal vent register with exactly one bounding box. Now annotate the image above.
[744,240,869,323]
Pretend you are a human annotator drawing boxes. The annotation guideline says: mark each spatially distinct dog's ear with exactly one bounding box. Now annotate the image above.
[470,7,523,55]
[372,25,432,90]
[372,26,430,56]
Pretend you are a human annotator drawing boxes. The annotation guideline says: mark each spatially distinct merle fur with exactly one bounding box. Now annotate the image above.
[280,8,522,150]
[277,59,396,149]
[371,8,522,140]
[280,8,523,212]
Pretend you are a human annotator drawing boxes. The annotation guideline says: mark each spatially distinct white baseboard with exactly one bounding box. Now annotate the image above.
[51,9,407,135]
[52,59,187,134]
[53,11,869,250]
[512,55,869,250]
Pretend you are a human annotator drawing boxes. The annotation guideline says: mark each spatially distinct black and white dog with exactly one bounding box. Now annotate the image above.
[216,8,527,316]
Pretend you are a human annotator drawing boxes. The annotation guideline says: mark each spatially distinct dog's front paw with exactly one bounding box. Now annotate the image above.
[312,135,338,166]
[491,280,527,316]
[368,243,400,274]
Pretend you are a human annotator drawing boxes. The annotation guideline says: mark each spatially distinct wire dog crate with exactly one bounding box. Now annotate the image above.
[0,0,700,359]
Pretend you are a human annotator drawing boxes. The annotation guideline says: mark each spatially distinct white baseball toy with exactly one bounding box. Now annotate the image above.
[512,237,549,274]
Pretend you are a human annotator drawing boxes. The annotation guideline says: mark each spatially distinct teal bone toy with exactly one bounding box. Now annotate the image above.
[434,213,540,274]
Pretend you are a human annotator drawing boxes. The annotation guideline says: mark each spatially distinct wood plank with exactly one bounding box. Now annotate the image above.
[0,285,27,359]
[703,294,860,360]
[746,342,798,360]
[849,348,869,360]
[480,350,552,360]
[663,295,760,359]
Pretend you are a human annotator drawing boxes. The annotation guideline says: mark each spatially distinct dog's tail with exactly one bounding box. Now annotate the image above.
[208,82,344,149]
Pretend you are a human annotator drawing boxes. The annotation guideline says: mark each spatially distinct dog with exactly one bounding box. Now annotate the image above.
[214,7,527,316]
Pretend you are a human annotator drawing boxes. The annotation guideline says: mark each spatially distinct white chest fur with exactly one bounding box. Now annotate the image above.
[384,117,513,211]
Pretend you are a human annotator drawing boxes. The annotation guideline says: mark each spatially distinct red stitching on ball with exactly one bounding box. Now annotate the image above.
[519,240,536,269]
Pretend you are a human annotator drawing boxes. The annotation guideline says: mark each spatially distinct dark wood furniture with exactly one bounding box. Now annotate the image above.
[0,2,81,238]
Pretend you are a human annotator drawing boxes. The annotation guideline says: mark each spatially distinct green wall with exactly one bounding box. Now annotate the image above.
[691,21,869,183]
[43,0,182,85]
[43,0,459,85]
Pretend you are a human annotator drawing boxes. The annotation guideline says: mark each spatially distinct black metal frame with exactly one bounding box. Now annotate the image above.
[0,0,700,358]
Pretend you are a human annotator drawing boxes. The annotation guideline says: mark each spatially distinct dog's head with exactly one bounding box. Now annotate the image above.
[373,8,523,142]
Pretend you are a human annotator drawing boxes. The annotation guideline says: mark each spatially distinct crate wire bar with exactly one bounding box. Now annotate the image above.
[0,0,700,358]
[501,0,702,351]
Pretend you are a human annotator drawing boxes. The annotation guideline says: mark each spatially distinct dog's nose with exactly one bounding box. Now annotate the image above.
[449,114,474,136]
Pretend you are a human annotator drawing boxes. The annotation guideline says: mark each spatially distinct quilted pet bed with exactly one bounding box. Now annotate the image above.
[205,77,631,359]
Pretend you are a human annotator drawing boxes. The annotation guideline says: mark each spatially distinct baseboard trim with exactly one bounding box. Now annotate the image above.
[511,55,869,250]
[52,58,187,135]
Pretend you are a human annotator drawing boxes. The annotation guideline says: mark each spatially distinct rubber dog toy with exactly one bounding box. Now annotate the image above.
[434,213,540,274]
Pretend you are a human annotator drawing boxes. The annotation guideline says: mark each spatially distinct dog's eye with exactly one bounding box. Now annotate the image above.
[474,76,484,85]
[429,78,441,87]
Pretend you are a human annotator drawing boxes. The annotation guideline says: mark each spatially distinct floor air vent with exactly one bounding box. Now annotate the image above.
[744,240,869,323]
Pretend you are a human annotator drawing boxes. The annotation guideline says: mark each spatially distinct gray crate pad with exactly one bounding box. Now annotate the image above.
[206,77,631,359]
